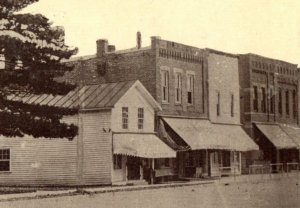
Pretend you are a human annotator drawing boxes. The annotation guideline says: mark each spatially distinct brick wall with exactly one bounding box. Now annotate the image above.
[239,54,298,126]
[63,37,209,118]
[153,37,208,117]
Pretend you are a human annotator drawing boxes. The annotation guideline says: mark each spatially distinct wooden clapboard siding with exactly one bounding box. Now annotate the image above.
[81,110,112,185]
[0,135,78,186]
[111,87,155,133]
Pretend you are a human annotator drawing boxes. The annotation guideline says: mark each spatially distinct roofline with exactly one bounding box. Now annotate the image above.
[205,48,238,58]
[239,53,298,66]
[131,80,162,111]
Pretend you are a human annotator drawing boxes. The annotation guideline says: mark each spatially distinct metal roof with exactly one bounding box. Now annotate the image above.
[8,80,136,110]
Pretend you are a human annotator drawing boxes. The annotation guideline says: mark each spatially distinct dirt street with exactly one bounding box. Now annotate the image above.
[1,176,300,208]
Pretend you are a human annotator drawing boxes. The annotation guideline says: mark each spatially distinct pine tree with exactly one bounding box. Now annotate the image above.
[0,0,79,139]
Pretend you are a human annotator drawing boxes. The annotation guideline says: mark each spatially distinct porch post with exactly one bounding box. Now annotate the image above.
[206,149,209,176]
[151,158,155,184]
[140,163,143,180]
[276,149,280,171]
[125,162,128,182]
[239,152,242,173]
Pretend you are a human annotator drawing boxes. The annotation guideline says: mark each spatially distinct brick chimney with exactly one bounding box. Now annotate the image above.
[96,39,108,57]
[137,31,142,49]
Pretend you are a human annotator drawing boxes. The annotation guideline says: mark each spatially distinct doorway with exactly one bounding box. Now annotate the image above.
[127,156,141,180]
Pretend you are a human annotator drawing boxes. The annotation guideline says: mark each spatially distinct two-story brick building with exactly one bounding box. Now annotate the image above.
[239,54,300,170]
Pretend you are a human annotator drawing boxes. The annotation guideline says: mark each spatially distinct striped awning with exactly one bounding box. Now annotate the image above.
[163,118,259,151]
[255,124,298,149]
[280,124,300,149]
[113,133,176,158]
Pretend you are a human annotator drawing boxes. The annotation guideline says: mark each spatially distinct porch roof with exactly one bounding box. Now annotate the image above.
[163,118,259,151]
[113,133,176,158]
[255,124,298,149]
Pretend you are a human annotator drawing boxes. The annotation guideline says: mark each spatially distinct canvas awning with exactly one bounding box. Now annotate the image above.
[163,118,258,151]
[277,124,300,149]
[255,124,298,149]
[113,133,176,158]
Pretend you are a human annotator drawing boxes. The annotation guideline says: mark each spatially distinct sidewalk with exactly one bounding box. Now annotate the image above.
[0,180,213,202]
[0,172,299,202]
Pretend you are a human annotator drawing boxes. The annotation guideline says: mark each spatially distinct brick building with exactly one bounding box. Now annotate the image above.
[239,54,300,168]
[61,33,258,179]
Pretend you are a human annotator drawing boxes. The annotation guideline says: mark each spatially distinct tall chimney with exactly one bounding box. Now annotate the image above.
[96,39,108,57]
[137,31,142,49]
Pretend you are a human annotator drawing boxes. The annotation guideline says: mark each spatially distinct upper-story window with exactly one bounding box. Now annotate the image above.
[253,86,258,112]
[187,74,194,104]
[261,87,266,113]
[270,88,275,114]
[279,88,282,115]
[286,90,290,117]
[0,149,10,172]
[122,107,128,129]
[138,108,144,130]
[161,70,169,103]
[217,92,220,116]
[293,90,297,119]
[175,73,182,104]
[230,93,234,117]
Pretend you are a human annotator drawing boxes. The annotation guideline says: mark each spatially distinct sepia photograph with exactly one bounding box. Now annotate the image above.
[0,0,300,207]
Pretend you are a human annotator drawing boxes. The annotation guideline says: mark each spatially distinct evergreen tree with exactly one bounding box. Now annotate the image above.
[0,0,79,139]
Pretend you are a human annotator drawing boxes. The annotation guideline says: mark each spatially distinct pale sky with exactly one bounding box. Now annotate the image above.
[23,0,300,65]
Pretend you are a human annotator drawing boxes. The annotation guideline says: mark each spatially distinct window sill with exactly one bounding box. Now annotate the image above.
[0,171,12,174]
[162,101,169,105]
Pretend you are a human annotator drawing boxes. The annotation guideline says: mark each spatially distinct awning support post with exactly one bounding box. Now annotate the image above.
[151,158,155,184]
[206,149,209,176]
[140,162,143,180]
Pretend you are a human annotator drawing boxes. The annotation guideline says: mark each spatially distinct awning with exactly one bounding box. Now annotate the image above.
[163,118,258,151]
[113,133,176,158]
[278,124,300,149]
[255,124,298,149]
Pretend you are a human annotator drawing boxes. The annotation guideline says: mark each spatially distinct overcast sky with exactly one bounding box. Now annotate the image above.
[23,0,300,65]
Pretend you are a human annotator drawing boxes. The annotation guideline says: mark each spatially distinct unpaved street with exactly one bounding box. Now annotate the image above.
[1,176,300,208]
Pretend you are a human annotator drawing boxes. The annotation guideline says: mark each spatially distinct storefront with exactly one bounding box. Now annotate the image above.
[112,133,176,184]
[162,118,259,178]
[255,123,299,171]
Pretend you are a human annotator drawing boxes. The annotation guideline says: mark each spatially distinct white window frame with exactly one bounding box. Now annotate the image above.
[187,72,195,105]
[122,107,128,129]
[217,91,220,116]
[138,108,144,130]
[175,72,182,104]
[230,93,234,117]
[161,67,170,103]
[0,149,10,172]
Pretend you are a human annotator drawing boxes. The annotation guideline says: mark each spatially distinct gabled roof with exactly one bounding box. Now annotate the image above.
[8,80,161,111]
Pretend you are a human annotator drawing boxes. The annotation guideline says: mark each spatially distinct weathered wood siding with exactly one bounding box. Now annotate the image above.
[81,110,112,185]
[0,116,78,186]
